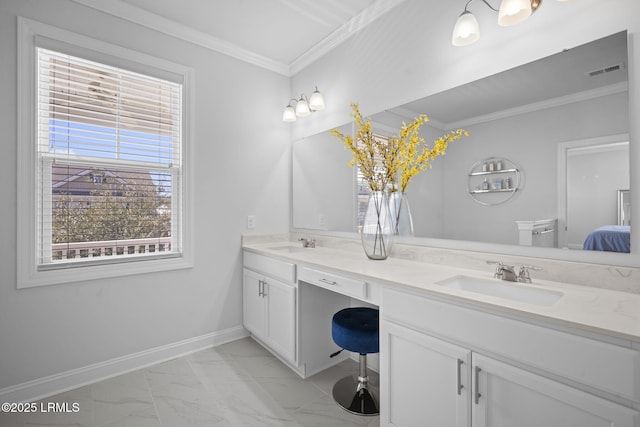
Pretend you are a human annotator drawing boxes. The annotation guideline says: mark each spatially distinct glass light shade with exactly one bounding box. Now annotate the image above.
[309,89,325,111]
[295,97,311,117]
[282,105,296,122]
[498,0,532,26]
[451,11,480,46]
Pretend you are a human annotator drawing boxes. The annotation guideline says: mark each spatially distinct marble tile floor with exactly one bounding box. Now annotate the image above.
[0,337,380,427]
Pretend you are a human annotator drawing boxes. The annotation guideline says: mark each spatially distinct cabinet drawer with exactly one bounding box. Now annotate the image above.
[383,287,640,403]
[244,251,296,283]
[300,267,367,300]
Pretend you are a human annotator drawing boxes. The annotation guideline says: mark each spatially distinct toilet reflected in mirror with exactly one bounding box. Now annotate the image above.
[516,219,557,248]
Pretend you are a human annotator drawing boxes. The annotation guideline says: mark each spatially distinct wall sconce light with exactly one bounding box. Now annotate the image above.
[452,0,551,47]
[282,86,325,122]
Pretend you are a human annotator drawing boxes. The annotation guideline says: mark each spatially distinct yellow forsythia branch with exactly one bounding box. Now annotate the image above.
[331,103,469,193]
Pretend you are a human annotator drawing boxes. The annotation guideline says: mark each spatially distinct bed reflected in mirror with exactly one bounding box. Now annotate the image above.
[580,189,633,254]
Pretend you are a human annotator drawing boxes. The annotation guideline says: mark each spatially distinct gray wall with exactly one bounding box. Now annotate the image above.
[292,124,354,231]
[1,0,639,398]
[0,0,290,391]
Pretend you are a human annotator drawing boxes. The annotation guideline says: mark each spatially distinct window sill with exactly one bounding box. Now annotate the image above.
[18,255,193,289]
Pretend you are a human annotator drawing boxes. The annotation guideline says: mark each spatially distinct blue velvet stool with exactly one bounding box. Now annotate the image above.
[331,307,379,415]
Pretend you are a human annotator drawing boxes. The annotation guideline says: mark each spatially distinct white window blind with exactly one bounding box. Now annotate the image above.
[37,47,183,267]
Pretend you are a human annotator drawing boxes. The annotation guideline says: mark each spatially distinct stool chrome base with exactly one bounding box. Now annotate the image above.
[332,375,379,415]
[332,354,378,416]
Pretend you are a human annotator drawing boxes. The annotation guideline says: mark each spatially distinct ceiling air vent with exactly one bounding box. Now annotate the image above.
[587,63,623,77]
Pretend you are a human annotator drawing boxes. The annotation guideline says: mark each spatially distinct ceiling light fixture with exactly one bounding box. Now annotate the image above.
[283,86,325,122]
[452,0,546,47]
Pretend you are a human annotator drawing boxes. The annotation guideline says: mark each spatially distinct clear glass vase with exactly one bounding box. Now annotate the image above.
[389,191,414,236]
[361,191,394,260]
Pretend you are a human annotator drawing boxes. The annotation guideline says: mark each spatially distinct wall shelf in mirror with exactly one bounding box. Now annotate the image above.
[467,157,521,205]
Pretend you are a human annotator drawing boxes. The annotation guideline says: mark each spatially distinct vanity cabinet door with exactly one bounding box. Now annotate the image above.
[472,354,639,427]
[381,320,471,427]
[243,269,266,339]
[264,276,296,363]
[243,268,297,364]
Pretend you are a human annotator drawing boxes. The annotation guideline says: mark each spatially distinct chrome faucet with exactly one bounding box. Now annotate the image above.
[298,237,316,248]
[516,265,542,283]
[494,262,518,282]
[488,261,541,283]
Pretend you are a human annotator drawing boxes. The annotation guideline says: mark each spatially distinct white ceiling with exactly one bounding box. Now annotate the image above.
[74,0,404,75]
[73,1,628,125]
[374,31,629,129]
[120,0,377,64]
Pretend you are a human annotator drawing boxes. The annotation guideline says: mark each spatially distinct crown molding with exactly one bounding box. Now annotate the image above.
[289,0,407,75]
[445,81,629,130]
[71,0,406,77]
[384,106,447,131]
[70,0,291,76]
[370,121,400,136]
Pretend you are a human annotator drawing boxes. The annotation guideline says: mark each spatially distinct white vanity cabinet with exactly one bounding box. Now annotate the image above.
[242,249,382,377]
[383,321,471,427]
[243,252,296,363]
[472,353,637,427]
[242,242,640,425]
[380,287,640,427]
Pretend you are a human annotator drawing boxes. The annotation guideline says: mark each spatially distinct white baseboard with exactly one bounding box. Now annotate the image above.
[0,326,249,403]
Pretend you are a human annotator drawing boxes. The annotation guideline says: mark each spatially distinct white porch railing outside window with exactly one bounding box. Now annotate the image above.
[51,237,172,260]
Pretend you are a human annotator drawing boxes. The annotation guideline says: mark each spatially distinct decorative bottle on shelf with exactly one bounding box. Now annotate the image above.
[505,177,512,189]
[482,178,490,190]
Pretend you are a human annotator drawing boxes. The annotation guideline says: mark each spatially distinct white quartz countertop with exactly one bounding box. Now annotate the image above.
[243,241,640,343]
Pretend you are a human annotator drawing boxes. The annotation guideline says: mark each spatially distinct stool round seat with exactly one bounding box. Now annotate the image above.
[330,307,380,416]
[332,307,379,355]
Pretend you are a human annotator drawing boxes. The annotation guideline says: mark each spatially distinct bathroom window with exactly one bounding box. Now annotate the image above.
[17,18,193,287]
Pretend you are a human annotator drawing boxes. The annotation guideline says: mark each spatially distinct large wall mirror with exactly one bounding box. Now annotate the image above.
[292,31,634,266]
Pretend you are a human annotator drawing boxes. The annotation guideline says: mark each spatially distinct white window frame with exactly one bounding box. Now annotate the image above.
[17,17,194,288]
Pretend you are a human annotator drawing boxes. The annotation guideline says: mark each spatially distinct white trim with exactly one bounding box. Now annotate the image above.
[289,0,407,75]
[0,326,249,404]
[17,17,195,288]
[69,0,406,76]
[370,120,400,136]
[445,82,629,130]
[17,16,38,289]
[70,0,291,76]
[383,106,448,131]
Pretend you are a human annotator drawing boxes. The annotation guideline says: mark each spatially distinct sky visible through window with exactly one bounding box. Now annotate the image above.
[49,119,173,193]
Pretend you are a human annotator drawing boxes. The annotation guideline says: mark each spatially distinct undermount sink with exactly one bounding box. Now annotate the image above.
[437,275,563,306]
[267,245,309,253]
